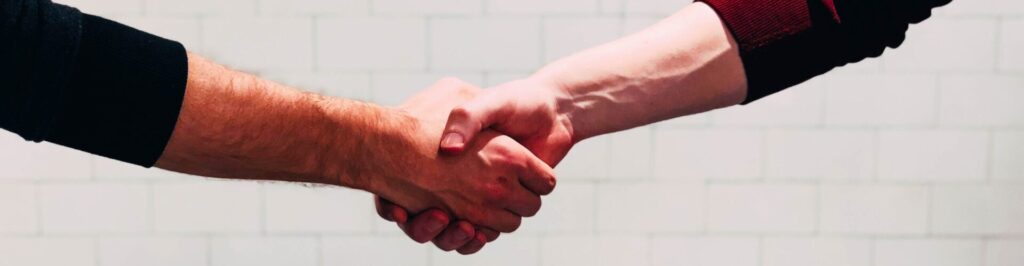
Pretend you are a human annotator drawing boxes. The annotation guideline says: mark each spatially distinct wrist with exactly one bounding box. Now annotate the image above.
[314,97,419,192]
[530,62,605,143]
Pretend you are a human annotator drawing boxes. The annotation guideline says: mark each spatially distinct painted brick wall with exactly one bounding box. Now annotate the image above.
[1,0,1022,265]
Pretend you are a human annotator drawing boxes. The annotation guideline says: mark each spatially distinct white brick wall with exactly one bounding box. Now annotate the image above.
[7,0,1022,265]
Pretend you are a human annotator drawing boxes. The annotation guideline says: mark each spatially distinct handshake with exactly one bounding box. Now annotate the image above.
[360,77,577,255]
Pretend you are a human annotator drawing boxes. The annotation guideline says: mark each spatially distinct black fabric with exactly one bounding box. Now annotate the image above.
[1,0,188,167]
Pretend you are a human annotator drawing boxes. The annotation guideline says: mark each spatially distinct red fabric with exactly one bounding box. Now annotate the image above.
[697,0,951,103]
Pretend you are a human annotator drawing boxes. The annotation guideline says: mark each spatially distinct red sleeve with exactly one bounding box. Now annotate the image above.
[697,0,952,103]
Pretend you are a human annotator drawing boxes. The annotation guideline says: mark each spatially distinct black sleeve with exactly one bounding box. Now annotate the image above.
[0,0,188,167]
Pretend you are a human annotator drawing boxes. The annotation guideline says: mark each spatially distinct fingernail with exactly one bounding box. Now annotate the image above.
[427,218,446,233]
[441,133,465,148]
[453,227,471,241]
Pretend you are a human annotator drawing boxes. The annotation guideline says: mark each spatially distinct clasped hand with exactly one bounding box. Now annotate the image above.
[368,78,571,254]
[373,77,576,254]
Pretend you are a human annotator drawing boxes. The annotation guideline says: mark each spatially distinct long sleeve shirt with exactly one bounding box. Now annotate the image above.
[0,0,187,167]
[698,0,953,103]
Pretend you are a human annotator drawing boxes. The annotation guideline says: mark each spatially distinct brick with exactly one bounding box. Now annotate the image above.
[263,72,371,101]
[763,238,871,266]
[651,236,759,266]
[823,74,937,126]
[877,130,988,181]
[0,132,92,180]
[938,0,1024,15]
[600,0,624,14]
[764,129,874,180]
[556,127,651,180]
[517,183,595,234]
[542,236,648,266]
[1001,20,1024,72]
[322,236,429,266]
[819,185,928,235]
[264,184,374,233]
[884,18,997,72]
[317,18,426,71]
[93,156,186,179]
[608,126,653,179]
[543,17,623,61]
[931,185,1024,235]
[369,72,485,106]
[625,0,691,14]
[0,238,95,266]
[372,0,481,15]
[653,129,761,179]
[431,236,538,266]
[597,182,704,233]
[431,18,541,71]
[203,18,313,71]
[712,79,825,126]
[147,0,256,16]
[939,76,1024,126]
[875,239,982,266]
[39,183,149,233]
[116,18,202,51]
[993,131,1024,180]
[211,237,318,266]
[153,181,261,233]
[707,184,817,233]
[98,237,207,266]
[987,240,1024,266]
[555,137,610,179]
[260,0,368,15]
[57,0,142,15]
[0,185,37,233]
[488,0,598,14]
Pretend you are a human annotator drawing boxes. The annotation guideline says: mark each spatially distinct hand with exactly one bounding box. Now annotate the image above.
[371,78,557,253]
[439,78,576,166]
[376,77,575,254]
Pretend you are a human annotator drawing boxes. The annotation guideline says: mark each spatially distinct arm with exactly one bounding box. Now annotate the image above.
[159,57,557,231]
[381,0,953,252]
[2,0,554,236]
[159,53,559,234]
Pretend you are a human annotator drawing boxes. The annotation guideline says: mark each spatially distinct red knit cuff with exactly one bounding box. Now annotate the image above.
[697,0,842,103]
[698,0,824,52]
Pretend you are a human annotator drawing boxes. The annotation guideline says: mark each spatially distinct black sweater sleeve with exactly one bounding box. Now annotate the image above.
[0,0,188,167]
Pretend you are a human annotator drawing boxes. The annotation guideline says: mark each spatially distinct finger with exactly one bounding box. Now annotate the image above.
[476,209,522,233]
[440,93,514,154]
[456,232,490,255]
[432,221,476,251]
[374,196,408,224]
[477,227,500,242]
[402,209,451,243]
[503,184,542,217]
[517,154,558,196]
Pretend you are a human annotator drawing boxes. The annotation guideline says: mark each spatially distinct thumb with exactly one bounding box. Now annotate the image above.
[440,93,513,154]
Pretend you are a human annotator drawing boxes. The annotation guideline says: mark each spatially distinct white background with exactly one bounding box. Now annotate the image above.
[2,0,1023,265]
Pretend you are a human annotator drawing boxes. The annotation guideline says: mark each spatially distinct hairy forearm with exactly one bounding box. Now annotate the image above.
[154,53,416,190]
[534,2,747,141]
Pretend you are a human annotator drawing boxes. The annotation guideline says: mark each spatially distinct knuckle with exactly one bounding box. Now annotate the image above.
[448,107,474,121]
[504,218,522,233]
[482,182,509,205]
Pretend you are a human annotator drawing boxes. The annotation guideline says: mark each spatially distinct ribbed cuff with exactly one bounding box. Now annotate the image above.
[46,14,188,167]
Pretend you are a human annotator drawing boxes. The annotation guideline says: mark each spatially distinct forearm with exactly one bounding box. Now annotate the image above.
[155,53,416,190]
[533,2,746,141]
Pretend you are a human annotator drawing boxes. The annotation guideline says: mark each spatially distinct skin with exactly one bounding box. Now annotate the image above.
[377,2,748,253]
[156,53,556,234]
